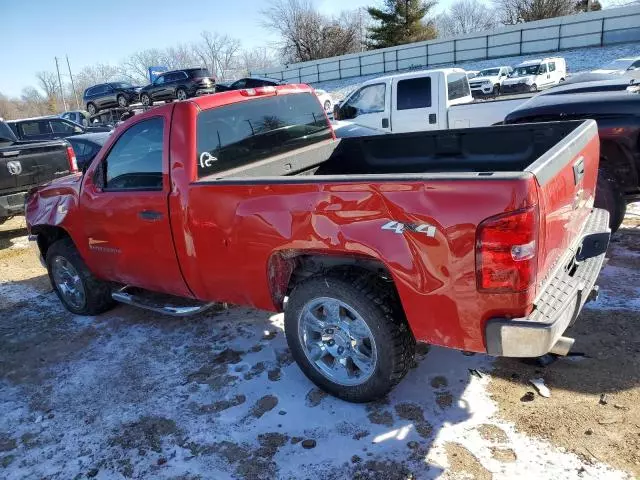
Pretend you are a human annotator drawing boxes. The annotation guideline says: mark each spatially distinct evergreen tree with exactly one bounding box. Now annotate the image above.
[367,0,438,49]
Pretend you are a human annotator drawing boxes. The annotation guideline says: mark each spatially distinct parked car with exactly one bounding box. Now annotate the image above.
[0,119,77,224]
[66,132,110,170]
[591,56,640,75]
[501,57,566,94]
[314,89,334,112]
[60,110,91,127]
[26,85,609,402]
[139,68,215,106]
[84,82,141,115]
[504,78,640,232]
[214,77,283,92]
[465,70,480,79]
[7,116,111,141]
[469,66,513,96]
[332,68,529,134]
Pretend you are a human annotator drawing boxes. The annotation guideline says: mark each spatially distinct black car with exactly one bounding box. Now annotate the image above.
[7,117,111,141]
[214,76,283,92]
[83,82,141,115]
[139,68,215,106]
[66,132,110,170]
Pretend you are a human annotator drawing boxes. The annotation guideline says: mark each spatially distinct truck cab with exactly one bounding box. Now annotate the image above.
[333,68,530,135]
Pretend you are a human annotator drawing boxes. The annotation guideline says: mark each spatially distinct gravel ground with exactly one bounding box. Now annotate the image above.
[0,206,638,479]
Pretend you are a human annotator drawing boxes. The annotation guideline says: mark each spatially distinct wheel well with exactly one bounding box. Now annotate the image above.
[268,252,399,311]
[31,225,71,260]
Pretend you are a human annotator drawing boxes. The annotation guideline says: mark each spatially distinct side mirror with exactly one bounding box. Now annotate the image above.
[340,105,357,120]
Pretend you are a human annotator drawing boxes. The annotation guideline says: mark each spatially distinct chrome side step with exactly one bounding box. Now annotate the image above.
[111,287,214,317]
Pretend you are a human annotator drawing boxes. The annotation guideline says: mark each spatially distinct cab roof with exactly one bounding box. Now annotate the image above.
[362,68,466,85]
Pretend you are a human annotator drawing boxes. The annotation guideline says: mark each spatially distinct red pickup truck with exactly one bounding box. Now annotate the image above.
[26,85,610,402]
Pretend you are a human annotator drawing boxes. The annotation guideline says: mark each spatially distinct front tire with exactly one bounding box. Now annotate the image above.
[141,93,151,107]
[285,271,415,403]
[529,83,538,92]
[87,103,97,115]
[176,88,187,101]
[46,238,115,315]
[324,100,331,112]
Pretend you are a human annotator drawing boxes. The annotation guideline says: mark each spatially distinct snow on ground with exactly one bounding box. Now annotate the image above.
[315,43,640,101]
[2,210,639,479]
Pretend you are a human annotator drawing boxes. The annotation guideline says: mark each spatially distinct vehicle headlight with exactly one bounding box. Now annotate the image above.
[483,80,492,85]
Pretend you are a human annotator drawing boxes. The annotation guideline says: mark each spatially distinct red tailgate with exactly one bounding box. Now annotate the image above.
[528,120,600,294]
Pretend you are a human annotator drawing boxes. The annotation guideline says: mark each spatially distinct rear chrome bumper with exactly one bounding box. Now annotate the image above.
[484,208,610,357]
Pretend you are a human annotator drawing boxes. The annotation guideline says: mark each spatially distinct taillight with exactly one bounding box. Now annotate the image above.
[66,145,78,173]
[239,86,277,96]
[476,206,538,292]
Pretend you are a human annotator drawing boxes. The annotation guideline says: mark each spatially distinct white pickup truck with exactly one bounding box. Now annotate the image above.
[332,68,530,135]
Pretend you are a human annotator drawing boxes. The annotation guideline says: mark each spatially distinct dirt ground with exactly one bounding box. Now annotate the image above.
[0,208,638,479]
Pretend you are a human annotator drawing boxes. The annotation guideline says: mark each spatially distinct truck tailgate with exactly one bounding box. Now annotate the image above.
[0,140,71,194]
[525,120,601,295]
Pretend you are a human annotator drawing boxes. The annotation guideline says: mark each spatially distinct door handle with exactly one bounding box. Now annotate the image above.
[382,118,389,129]
[138,210,163,221]
[429,113,437,124]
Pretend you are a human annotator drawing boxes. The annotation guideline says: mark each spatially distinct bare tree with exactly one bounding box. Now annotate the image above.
[193,32,242,81]
[241,47,278,75]
[437,0,498,38]
[165,43,198,70]
[261,0,360,63]
[35,71,60,113]
[20,87,50,117]
[119,48,172,84]
[493,0,575,25]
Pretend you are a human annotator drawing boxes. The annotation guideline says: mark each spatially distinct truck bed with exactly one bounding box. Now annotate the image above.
[198,120,587,180]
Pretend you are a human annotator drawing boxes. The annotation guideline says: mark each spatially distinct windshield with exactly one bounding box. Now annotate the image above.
[112,82,134,89]
[511,65,540,77]
[600,59,634,71]
[479,68,500,77]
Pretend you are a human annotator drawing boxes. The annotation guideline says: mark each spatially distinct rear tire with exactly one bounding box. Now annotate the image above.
[141,93,151,107]
[529,83,538,92]
[46,238,115,315]
[87,103,97,115]
[176,88,187,101]
[117,94,129,108]
[595,172,626,233]
[285,271,415,403]
[324,100,331,112]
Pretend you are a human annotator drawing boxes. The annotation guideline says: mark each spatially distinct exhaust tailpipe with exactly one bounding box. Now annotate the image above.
[549,336,575,356]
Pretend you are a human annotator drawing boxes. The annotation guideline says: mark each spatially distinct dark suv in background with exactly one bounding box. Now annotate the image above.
[83,82,141,114]
[214,76,283,92]
[139,68,215,106]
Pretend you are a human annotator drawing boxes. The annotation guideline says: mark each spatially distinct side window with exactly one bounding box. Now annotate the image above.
[630,60,640,69]
[101,117,164,191]
[154,75,166,85]
[548,62,556,72]
[447,73,471,101]
[61,113,71,121]
[232,79,247,89]
[344,83,386,115]
[50,120,81,134]
[21,121,50,137]
[397,77,432,110]
[539,63,548,74]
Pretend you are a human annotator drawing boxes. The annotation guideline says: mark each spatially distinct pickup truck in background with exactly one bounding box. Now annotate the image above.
[332,68,531,135]
[26,85,610,402]
[0,119,77,224]
[504,78,640,232]
[469,66,513,96]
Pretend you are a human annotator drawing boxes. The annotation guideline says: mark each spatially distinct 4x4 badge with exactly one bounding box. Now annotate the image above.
[381,221,436,237]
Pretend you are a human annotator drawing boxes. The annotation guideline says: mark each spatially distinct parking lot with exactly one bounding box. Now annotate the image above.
[0,205,638,479]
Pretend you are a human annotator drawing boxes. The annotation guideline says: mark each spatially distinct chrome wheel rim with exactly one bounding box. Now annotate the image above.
[298,297,377,386]
[142,95,149,106]
[324,101,331,112]
[177,90,186,100]
[88,104,95,114]
[51,256,85,310]
[118,96,127,107]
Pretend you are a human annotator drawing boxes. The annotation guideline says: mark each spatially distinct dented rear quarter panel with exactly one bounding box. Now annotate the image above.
[171,177,538,353]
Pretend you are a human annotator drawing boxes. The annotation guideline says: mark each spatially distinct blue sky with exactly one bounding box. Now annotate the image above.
[0,0,615,97]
